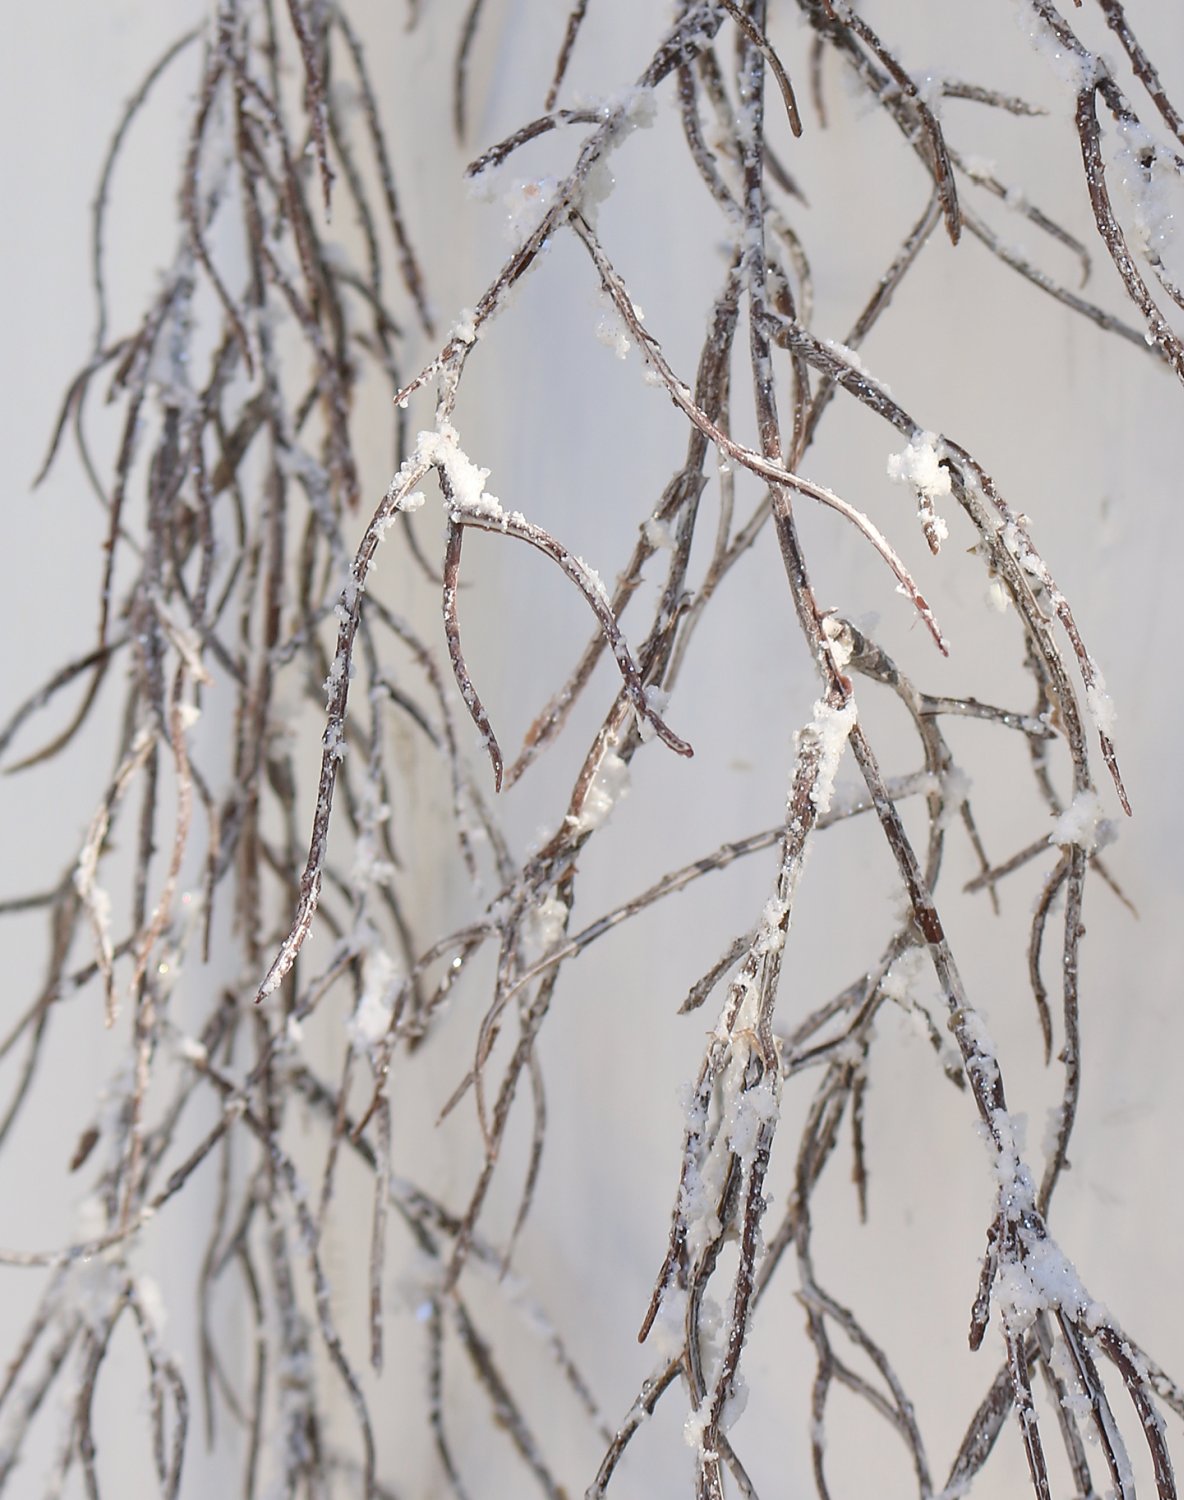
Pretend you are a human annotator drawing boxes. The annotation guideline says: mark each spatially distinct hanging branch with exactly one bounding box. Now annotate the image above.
[6,1,1184,1497]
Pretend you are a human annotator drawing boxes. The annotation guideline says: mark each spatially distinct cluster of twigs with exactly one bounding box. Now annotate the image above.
[4,0,1184,1495]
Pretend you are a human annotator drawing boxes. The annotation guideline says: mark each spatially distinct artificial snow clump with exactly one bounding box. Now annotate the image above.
[820,613,854,672]
[386,423,508,526]
[1112,118,1180,267]
[571,742,630,832]
[1010,0,1099,91]
[501,176,558,244]
[643,516,675,548]
[636,684,671,744]
[520,895,569,966]
[349,947,398,1053]
[1049,788,1113,854]
[1085,673,1117,738]
[452,307,477,344]
[799,699,858,815]
[985,577,1010,612]
[888,430,951,550]
[994,1235,1111,1336]
[596,304,632,358]
[887,431,951,500]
